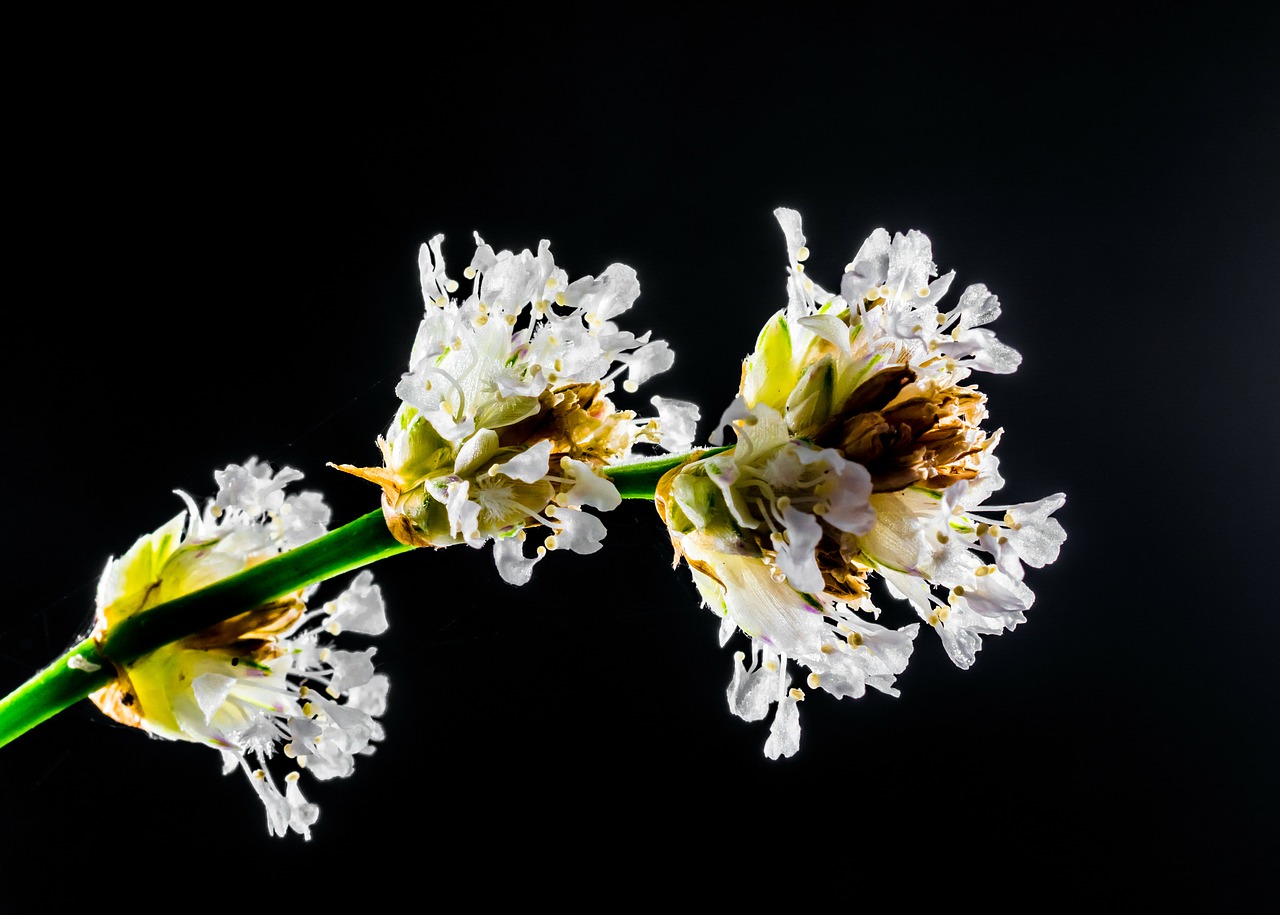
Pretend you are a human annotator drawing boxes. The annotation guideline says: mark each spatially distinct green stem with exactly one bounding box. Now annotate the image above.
[603,446,729,498]
[0,446,727,748]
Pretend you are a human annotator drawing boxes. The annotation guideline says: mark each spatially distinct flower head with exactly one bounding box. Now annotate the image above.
[337,233,696,585]
[90,459,388,839]
[661,209,1065,757]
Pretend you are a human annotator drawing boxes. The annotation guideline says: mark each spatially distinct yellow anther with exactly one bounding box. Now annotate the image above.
[846,631,864,648]
[285,771,301,784]
[505,314,517,326]
[764,660,779,672]
[820,643,835,654]
[623,379,638,393]
[546,276,558,289]
[796,245,810,262]
[325,686,340,699]
[953,585,965,596]
[776,495,792,511]
[789,688,805,702]
[445,279,460,293]
[555,292,566,306]
[302,702,316,717]
[463,265,477,279]
[807,672,821,689]
[976,523,990,536]
[918,286,930,297]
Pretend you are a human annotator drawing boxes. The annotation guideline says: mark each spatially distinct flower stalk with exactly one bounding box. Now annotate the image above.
[0,452,705,749]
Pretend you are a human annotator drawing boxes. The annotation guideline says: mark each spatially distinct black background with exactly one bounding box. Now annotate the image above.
[2,7,1276,908]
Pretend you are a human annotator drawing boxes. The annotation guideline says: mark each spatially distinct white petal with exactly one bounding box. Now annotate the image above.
[561,459,622,512]
[492,536,540,586]
[492,440,552,483]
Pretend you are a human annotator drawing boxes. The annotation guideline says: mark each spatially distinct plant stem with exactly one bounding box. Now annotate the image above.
[0,446,728,748]
[605,447,728,498]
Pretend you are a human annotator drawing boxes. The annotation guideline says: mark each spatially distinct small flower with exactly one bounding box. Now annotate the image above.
[336,233,696,585]
[89,459,388,839]
[662,209,1065,756]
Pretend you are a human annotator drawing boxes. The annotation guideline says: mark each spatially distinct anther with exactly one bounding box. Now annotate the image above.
[807,672,821,689]
[796,245,810,262]
[463,266,477,279]
[789,688,805,702]
[445,279,460,293]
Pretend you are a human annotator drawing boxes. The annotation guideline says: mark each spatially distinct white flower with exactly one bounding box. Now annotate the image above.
[660,209,1065,757]
[336,232,697,586]
[658,404,918,759]
[89,460,388,839]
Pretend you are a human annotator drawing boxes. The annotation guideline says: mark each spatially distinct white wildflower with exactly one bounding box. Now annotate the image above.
[336,232,697,586]
[659,209,1065,757]
[89,461,388,839]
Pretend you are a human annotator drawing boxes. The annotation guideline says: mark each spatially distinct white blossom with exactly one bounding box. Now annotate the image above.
[659,209,1065,757]
[336,232,697,586]
[89,461,388,839]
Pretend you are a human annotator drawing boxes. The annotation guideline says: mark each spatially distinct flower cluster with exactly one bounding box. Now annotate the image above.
[337,233,698,585]
[658,208,1065,758]
[89,459,388,839]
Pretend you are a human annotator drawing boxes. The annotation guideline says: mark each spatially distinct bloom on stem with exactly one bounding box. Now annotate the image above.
[90,459,388,839]
[336,233,697,585]
[661,209,1066,757]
